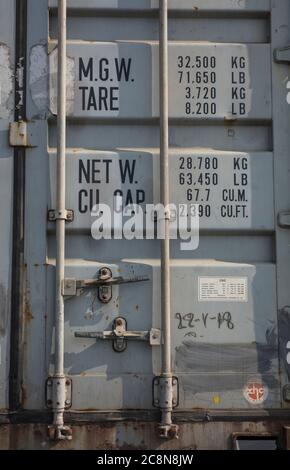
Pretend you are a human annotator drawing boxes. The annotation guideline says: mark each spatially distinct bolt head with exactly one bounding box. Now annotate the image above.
[101,268,110,277]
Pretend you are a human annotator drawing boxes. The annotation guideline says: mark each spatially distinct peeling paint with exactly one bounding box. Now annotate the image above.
[30,45,75,115]
[49,48,75,115]
[0,44,13,118]
[0,421,286,450]
[29,45,49,111]
[16,56,24,113]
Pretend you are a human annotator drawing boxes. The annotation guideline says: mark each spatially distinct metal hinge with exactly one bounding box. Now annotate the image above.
[48,209,74,222]
[278,211,290,228]
[45,376,72,409]
[75,317,161,352]
[153,376,179,439]
[274,46,290,63]
[63,267,149,303]
[9,121,37,147]
[153,376,179,409]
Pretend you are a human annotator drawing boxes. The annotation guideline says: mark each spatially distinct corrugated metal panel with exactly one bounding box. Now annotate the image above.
[47,149,274,231]
[47,42,271,120]
[0,0,15,410]
[20,0,290,427]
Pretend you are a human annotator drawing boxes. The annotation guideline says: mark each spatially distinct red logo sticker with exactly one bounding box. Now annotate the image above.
[243,382,268,405]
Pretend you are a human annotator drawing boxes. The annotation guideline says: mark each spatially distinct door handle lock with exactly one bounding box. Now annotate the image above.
[75,317,161,352]
[62,267,149,303]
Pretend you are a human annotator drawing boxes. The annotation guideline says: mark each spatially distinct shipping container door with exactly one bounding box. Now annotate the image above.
[22,0,290,416]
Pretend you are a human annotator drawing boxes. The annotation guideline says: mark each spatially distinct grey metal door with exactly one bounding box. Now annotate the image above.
[19,0,290,421]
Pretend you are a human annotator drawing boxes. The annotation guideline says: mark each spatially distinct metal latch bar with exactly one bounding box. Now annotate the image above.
[75,317,161,352]
[62,266,149,304]
[73,275,149,290]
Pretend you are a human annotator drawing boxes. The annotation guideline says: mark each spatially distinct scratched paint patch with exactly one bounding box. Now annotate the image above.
[30,45,49,112]
[49,48,75,115]
[243,381,268,405]
[0,44,13,118]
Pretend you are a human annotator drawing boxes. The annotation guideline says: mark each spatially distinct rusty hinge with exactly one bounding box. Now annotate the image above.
[9,121,37,147]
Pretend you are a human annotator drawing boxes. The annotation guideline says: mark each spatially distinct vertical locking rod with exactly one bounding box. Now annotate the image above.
[158,0,178,439]
[50,0,71,440]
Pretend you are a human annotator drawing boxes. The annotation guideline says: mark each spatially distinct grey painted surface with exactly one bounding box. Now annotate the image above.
[48,0,271,13]
[47,42,271,120]
[49,17,270,44]
[44,260,279,410]
[271,0,290,406]
[7,0,289,422]
[48,150,274,231]
[0,0,15,410]
[23,1,49,410]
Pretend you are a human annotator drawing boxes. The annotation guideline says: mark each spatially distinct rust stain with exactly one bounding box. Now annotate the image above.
[24,300,34,323]
[0,421,288,450]
[224,116,237,125]
[24,273,34,323]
